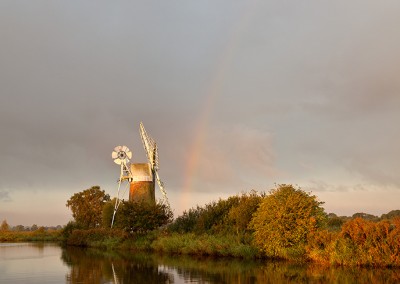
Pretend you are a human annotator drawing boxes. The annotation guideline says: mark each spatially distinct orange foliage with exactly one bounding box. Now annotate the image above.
[308,217,400,267]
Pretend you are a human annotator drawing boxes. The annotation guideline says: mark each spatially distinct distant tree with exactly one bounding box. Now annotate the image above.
[37,226,46,233]
[327,213,338,218]
[14,225,25,231]
[352,212,379,222]
[250,184,327,260]
[31,224,38,231]
[381,210,400,220]
[1,219,10,231]
[66,186,110,229]
[327,216,345,231]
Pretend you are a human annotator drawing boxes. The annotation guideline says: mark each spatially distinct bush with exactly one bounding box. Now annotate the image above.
[168,206,204,233]
[194,196,240,234]
[110,201,173,234]
[169,191,264,236]
[306,218,400,267]
[250,184,327,260]
[66,228,127,247]
[226,190,263,236]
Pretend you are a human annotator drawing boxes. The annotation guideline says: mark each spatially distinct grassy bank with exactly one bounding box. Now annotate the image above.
[152,233,261,258]
[62,227,261,259]
[0,229,62,242]
[60,217,400,267]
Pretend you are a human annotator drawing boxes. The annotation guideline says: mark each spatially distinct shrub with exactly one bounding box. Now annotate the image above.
[66,228,127,247]
[226,190,263,236]
[169,191,264,236]
[250,184,327,260]
[111,201,173,234]
[168,206,204,233]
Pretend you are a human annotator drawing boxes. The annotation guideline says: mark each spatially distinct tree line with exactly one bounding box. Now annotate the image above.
[0,221,62,232]
[59,184,400,266]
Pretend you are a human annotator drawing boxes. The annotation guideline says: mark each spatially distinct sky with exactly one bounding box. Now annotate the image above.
[1,1,400,226]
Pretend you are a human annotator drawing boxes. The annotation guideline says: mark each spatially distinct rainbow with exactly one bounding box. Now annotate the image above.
[180,1,259,209]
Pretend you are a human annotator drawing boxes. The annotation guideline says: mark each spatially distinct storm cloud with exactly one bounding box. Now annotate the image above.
[1,1,400,225]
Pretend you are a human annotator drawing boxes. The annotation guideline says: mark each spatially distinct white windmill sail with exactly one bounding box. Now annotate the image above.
[139,122,170,207]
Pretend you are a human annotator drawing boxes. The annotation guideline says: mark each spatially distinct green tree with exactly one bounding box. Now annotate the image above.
[195,196,241,234]
[250,184,327,260]
[168,205,204,233]
[108,200,173,234]
[66,186,110,229]
[227,190,263,236]
[1,219,10,231]
[102,199,116,228]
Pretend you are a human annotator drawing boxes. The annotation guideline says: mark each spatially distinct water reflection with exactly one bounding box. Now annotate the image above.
[61,247,171,283]
[61,246,400,284]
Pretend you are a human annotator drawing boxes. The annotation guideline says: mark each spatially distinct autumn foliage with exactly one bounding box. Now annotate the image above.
[307,217,400,266]
[61,184,400,267]
[249,184,327,260]
[66,186,110,229]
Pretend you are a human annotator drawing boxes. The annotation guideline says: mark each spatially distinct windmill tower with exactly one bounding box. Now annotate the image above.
[110,122,169,227]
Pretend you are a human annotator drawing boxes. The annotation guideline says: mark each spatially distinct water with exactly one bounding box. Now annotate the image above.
[1,243,400,283]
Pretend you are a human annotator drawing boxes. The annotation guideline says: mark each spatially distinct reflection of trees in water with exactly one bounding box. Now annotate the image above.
[61,247,172,284]
[61,246,400,284]
[169,258,400,284]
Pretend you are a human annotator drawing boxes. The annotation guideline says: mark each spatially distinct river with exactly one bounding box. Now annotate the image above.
[1,242,400,283]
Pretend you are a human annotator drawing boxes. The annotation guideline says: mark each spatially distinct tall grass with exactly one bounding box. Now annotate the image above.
[152,233,261,259]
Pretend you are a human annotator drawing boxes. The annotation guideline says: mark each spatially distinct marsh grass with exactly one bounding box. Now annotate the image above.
[152,233,261,259]
[0,229,61,242]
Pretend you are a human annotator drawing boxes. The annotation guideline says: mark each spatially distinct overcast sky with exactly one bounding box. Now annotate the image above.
[1,1,400,226]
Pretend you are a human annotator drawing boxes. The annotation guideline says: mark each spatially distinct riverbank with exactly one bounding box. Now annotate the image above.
[3,221,400,268]
[0,229,62,242]
[62,228,262,259]
[60,216,400,268]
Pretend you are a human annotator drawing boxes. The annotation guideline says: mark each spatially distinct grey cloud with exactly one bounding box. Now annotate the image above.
[0,190,11,202]
[307,180,368,193]
[2,1,400,224]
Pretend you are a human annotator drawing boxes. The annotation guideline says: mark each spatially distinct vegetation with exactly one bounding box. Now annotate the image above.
[103,199,173,234]
[0,227,62,242]
[307,217,400,267]
[66,185,110,229]
[58,184,400,267]
[169,190,263,236]
[249,184,327,260]
[1,219,10,231]
[152,233,260,259]
[4,183,399,268]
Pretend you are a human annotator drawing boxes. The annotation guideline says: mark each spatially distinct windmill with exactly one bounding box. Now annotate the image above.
[139,122,170,207]
[110,123,169,227]
[110,145,133,227]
